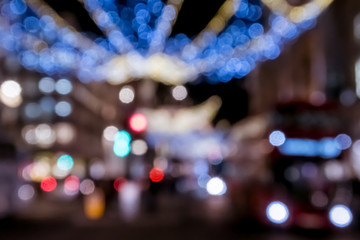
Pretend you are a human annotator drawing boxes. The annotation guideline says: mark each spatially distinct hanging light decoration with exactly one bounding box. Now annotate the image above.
[0,0,333,84]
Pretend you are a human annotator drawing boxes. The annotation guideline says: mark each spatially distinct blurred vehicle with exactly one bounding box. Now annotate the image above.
[247,102,354,229]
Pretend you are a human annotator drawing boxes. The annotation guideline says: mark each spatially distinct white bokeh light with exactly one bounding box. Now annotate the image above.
[80,179,95,195]
[0,80,22,107]
[55,78,73,95]
[35,123,56,147]
[103,125,119,141]
[22,125,37,145]
[18,184,35,201]
[172,85,187,101]
[269,130,286,146]
[131,139,148,156]
[55,101,72,117]
[266,201,289,224]
[55,122,76,145]
[206,177,227,196]
[1,80,22,98]
[329,205,352,228]
[324,161,344,182]
[119,86,135,103]
[38,77,55,94]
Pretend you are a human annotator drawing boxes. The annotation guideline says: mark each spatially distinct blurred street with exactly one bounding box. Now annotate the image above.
[1,0,360,238]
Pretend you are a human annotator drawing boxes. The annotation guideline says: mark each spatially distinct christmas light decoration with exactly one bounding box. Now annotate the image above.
[0,0,333,84]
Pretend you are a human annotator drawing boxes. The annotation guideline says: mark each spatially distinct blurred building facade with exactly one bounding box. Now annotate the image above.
[247,0,360,115]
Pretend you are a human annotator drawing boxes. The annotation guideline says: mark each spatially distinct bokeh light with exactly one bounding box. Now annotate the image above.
[55,101,72,117]
[129,113,147,132]
[113,177,127,192]
[269,130,286,146]
[84,188,105,220]
[40,96,56,113]
[206,177,227,196]
[0,0,342,229]
[131,139,148,156]
[22,125,37,145]
[324,161,344,182]
[57,154,74,171]
[18,184,35,201]
[89,161,106,180]
[24,102,42,119]
[80,179,95,195]
[38,77,55,94]
[329,205,353,228]
[153,157,168,170]
[119,85,135,103]
[266,201,289,224]
[55,78,72,95]
[103,125,119,141]
[335,133,352,150]
[40,176,57,192]
[172,85,187,101]
[0,92,22,107]
[149,167,164,182]
[114,130,131,143]
[198,174,211,189]
[1,80,21,98]
[30,161,51,181]
[64,175,80,192]
[55,122,76,145]
[52,164,71,179]
[113,138,131,157]
[0,80,22,107]
[113,130,131,157]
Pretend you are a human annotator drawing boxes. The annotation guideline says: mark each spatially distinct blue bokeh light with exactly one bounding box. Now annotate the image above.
[9,0,27,15]
[329,205,353,228]
[38,77,55,94]
[55,79,72,95]
[279,138,342,158]
[335,133,352,150]
[55,101,72,117]
[269,130,286,147]
[0,0,324,84]
[113,130,131,157]
[114,130,131,143]
[57,154,74,171]
[266,201,289,224]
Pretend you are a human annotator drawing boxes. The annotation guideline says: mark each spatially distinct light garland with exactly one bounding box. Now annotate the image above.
[261,0,334,23]
[0,0,334,85]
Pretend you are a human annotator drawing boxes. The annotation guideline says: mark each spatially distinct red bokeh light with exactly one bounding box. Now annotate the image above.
[113,177,127,192]
[64,175,80,191]
[149,168,164,182]
[41,176,57,192]
[129,113,147,132]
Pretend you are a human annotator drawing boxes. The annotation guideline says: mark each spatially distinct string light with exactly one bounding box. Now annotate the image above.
[262,0,334,23]
[0,0,333,84]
